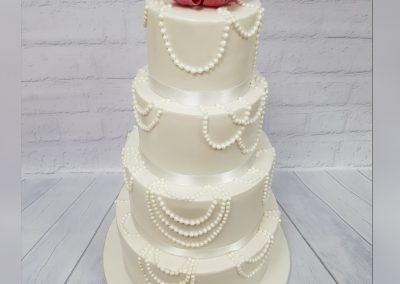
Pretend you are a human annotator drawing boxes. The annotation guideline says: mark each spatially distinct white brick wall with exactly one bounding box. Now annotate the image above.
[22,0,372,173]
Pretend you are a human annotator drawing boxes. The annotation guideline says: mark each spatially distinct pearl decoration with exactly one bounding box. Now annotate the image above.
[218,2,264,40]
[222,95,266,127]
[263,174,272,206]
[159,4,231,76]
[148,178,210,202]
[148,191,227,238]
[229,210,281,279]
[263,149,276,207]
[138,245,196,284]
[158,197,219,227]
[201,77,268,154]
[123,167,135,192]
[121,137,147,192]
[234,167,263,185]
[120,212,140,238]
[132,79,170,132]
[145,183,231,248]
[201,113,263,154]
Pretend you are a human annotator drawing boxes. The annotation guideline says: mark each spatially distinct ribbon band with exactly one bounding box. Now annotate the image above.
[149,78,251,106]
[140,150,256,186]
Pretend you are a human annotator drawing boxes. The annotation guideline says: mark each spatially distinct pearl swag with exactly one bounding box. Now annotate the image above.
[200,76,268,154]
[145,180,232,248]
[138,245,197,284]
[229,210,281,279]
[116,196,281,282]
[146,0,264,76]
[159,3,231,76]
[132,76,170,132]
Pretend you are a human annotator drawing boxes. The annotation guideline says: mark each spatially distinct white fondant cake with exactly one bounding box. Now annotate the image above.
[104,0,290,283]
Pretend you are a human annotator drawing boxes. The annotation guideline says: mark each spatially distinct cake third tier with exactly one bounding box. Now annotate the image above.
[133,68,268,176]
[123,128,276,252]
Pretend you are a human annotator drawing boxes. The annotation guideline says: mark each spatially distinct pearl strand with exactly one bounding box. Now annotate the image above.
[133,92,169,132]
[120,212,140,238]
[218,3,264,40]
[229,210,281,279]
[146,189,231,248]
[263,174,272,206]
[121,145,146,192]
[132,89,153,116]
[234,239,273,279]
[225,94,266,126]
[138,246,196,284]
[200,77,267,154]
[263,149,276,206]
[132,73,169,132]
[123,168,136,192]
[149,194,228,238]
[264,209,282,223]
[202,111,244,151]
[236,110,264,154]
[158,197,218,227]
[149,178,210,201]
[159,4,231,76]
[251,14,262,73]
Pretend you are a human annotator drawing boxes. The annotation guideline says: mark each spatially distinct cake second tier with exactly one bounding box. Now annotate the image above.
[133,68,268,176]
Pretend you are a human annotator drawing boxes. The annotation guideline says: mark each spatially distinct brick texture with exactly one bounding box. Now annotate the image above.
[22,0,372,173]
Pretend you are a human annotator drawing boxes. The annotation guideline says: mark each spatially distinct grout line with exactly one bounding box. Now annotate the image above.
[64,188,120,284]
[22,177,97,261]
[34,234,69,283]
[277,201,339,284]
[325,170,372,206]
[357,169,373,182]
[293,171,372,246]
[22,177,63,211]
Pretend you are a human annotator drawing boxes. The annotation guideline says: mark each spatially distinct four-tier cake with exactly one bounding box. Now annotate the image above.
[103,0,291,283]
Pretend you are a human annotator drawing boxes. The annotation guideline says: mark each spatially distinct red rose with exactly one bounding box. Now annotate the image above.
[174,0,234,8]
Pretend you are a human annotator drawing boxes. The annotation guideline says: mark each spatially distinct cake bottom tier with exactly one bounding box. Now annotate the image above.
[103,189,291,284]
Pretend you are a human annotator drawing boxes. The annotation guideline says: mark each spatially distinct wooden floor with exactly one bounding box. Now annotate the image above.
[21,169,372,284]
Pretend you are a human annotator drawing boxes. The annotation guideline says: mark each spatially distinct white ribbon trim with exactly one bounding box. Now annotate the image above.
[140,150,256,186]
[149,78,251,106]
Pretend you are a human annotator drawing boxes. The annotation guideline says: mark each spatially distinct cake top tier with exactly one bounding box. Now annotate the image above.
[147,0,261,21]
[145,0,264,93]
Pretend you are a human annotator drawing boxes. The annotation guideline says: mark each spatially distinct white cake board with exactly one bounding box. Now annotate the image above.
[103,220,291,284]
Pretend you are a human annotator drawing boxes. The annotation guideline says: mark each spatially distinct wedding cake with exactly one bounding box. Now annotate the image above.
[103,0,291,283]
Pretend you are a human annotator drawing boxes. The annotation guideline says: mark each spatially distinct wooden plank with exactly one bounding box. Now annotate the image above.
[66,206,115,284]
[279,207,336,284]
[327,169,372,205]
[22,173,123,284]
[22,176,62,210]
[358,168,372,181]
[273,171,372,284]
[295,170,372,244]
[22,174,96,258]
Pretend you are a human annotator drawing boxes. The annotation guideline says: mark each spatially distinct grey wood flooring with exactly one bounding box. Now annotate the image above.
[21,169,372,284]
